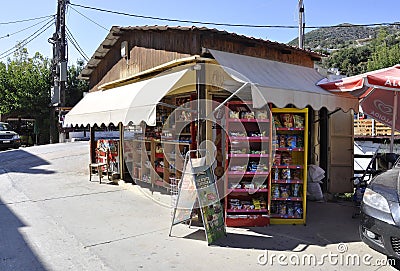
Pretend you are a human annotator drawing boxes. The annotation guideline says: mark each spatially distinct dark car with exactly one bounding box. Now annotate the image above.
[0,122,21,150]
[360,156,400,268]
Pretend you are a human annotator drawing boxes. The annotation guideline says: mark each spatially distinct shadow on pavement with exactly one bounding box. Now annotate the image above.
[0,198,47,271]
[182,200,361,251]
[0,149,55,175]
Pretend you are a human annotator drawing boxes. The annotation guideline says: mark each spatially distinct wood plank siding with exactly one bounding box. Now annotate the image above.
[84,26,321,91]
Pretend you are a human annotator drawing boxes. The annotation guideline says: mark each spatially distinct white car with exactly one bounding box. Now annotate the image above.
[0,122,21,150]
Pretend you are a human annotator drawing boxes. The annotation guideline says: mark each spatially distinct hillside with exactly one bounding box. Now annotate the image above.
[288,23,400,50]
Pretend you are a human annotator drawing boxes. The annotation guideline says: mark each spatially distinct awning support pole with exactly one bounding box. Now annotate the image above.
[205,82,249,120]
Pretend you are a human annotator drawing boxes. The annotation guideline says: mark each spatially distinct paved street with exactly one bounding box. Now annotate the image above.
[0,142,396,270]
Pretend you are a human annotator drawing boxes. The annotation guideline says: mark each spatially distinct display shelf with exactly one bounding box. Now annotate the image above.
[271,197,303,201]
[270,108,308,225]
[229,136,269,142]
[226,209,268,213]
[227,118,270,123]
[271,179,303,184]
[228,154,269,158]
[272,165,304,169]
[227,171,270,176]
[276,127,305,131]
[228,188,268,193]
[224,101,272,227]
[276,147,304,152]
[226,215,270,227]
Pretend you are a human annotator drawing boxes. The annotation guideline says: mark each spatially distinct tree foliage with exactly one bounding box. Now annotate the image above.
[319,28,400,76]
[0,48,51,118]
[0,46,88,144]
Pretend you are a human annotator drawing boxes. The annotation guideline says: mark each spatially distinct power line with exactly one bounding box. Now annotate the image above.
[0,15,55,25]
[66,26,89,61]
[0,16,56,40]
[0,18,55,59]
[70,2,400,29]
[69,6,108,31]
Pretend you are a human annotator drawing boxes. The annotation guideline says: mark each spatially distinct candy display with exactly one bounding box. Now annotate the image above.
[270,108,307,224]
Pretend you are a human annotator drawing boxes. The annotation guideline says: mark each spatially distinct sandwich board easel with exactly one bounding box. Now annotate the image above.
[169,149,226,245]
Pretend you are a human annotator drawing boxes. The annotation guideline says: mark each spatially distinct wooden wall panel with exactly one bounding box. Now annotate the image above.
[88,28,318,91]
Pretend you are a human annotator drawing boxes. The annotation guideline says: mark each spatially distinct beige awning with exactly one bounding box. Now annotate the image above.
[209,49,358,112]
[64,69,188,127]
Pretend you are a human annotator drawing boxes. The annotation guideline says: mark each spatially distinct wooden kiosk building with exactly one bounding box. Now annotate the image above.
[65,26,358,226]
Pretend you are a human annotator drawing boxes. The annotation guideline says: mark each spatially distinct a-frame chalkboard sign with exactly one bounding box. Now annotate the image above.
[169,150,226,245]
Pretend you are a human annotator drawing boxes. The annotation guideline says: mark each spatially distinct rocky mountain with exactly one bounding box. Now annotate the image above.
[288,23,400,51]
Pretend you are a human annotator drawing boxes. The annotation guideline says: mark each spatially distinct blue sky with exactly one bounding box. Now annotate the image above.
[1,0,400,65]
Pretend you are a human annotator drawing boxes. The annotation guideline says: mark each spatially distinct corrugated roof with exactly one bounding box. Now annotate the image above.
[79,25,322,80]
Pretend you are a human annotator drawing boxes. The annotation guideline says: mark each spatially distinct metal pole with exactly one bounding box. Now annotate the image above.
[390,92,398,153]
[298,0,305,49]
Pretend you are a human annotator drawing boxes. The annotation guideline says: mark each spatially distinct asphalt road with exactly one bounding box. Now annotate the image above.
[0,142,396,271]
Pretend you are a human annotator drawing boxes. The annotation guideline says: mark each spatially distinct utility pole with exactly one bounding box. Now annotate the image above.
[49,0,68,143]
[298,0,305,49]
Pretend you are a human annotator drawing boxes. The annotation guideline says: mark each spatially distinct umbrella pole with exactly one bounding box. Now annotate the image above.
[390,91,398,153]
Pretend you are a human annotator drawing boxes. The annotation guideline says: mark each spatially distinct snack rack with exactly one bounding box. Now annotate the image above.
[270,108,308,225]
[224,101,272,227]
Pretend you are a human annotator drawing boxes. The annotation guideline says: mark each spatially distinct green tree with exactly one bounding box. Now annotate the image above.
[65,59,88,107]
[0,47,88,144]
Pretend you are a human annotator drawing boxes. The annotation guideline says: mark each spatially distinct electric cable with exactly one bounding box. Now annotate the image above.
[69,6,108,31]
[66,26,89,61]
[70,2,400,29]
[0,15,54,25]
[0,15,56,40]
[0,18,55,59]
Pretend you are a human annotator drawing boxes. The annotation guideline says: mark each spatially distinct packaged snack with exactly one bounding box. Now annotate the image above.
[292,184,301,197]
[273,153,281,166]
[293,115,304,128]
[279,203,287,215]
[281,168,291,180]
[291,169,301,180]
[281,152,292,165]
[272,168,280,180]
[286,135,297,148]
[229,111,239,119]
[278,135,286,148]
[256,110,268,120]
[280,114,294,128]
[272,184,280,198]
[273,115,282,127]
[280,185,290,198]
[244,111,255,119]
[294,203,303,218]
[296,135,304,148]
[287,203,294,216]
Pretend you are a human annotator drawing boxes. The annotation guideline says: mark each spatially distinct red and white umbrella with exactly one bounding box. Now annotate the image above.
[318,65,400,152]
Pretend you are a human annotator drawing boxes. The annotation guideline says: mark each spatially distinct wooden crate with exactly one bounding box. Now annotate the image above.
[354,119,400,136]
[354,119,373,136]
